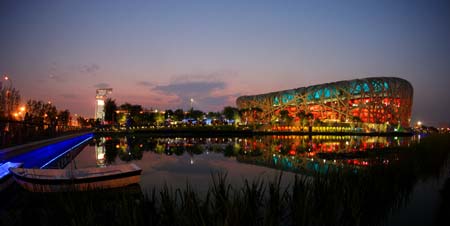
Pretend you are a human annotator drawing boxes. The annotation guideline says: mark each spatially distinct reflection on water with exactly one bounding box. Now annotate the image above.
[70,134,449,225]
[89,135,413,172]
[72,135,416,191]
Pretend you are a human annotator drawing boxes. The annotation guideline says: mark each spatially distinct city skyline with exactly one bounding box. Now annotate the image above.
[1,0,449,126]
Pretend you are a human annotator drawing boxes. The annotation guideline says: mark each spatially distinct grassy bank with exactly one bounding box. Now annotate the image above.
[1,134,449,226]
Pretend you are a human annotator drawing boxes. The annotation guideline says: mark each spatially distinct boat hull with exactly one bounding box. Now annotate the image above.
[9,164,142,192]
[0,162,23,191]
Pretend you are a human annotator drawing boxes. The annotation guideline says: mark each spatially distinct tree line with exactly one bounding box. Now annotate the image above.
[102,98,243,127]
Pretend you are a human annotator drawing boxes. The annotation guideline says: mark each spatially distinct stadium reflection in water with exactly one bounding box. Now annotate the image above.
[81,135,415,177]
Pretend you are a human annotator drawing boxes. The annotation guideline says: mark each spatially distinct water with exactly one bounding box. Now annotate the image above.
[70,134,450,225]
[71,135,414,190]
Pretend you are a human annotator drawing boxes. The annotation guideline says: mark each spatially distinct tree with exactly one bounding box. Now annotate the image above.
[164,109,174,120]
[140,112,155,126]
[189,110,204,121]
[119,103,143,126]
[120,103,142,115]
[207,111,221,119]
[77,116,90,128]
[26,100,57,124]
[0,87,21,119]
[279,109,292,125]
[57,109,70,126]
[296,111,310,127]
[154,112,164,126]
[223,106,239,121]
[173,109,185,121]
[104,98,117,124]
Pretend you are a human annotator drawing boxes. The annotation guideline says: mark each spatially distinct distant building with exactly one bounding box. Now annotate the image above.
[236,77,413,128]
[95,88,112,122]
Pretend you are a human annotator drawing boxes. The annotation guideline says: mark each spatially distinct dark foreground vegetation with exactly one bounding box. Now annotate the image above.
[1,135,449,226]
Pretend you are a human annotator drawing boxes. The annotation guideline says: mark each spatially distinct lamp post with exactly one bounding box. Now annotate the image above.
[190,98,194,110]
[2,75,13,118]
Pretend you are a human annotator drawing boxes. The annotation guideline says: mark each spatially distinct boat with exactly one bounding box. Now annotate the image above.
[0,162,23,191]
[9,163,142,192]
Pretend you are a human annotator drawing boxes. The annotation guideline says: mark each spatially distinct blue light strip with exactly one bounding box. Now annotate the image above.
[8,133,93,168]
[39,135,93,169]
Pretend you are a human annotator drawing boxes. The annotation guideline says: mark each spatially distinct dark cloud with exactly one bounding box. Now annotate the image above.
[153,81,225,96]
[200,96,231,109]
[147,72,241,111]
[60,94,78,99]
[46,62,68,82]
[169,70,238,84]
[137,81,154,87]
[151,79,236,111]
[80,64,100,74]
[93,83,110,88]
[48,74,67,82]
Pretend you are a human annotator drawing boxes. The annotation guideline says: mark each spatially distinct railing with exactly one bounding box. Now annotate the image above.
[0,119,92,149]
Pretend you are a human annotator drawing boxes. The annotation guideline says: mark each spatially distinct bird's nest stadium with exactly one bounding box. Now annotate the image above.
[236,77,413,131]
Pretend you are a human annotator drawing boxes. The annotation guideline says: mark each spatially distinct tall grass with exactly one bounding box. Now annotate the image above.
[1,134,449,226]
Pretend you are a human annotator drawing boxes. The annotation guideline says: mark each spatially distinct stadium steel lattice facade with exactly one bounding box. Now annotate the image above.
[236,77,413,128]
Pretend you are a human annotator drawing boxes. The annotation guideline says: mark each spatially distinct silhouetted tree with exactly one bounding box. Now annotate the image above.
[279,109,292,124]
[119,103,143,126]
[188,109,204,120]
[57,109,70,126]
[223,106,239,122]
[207,111,221,119]
[104,98,117,123]
[0,87,20,119]
[164,109,174,120]
[26,100,57,125]
[173,109,185,121]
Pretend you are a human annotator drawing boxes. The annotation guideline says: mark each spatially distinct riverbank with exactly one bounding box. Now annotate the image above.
[95,127,413,137]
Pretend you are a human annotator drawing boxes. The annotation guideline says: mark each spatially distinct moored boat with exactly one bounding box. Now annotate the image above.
[0,162,23,191]
[9,163,142,192]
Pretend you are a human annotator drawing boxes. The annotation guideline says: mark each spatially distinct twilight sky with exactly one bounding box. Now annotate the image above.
[1,0,449,126]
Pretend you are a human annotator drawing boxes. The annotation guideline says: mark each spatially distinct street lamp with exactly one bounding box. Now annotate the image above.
[2,74,13,118]
[190,98,194,110]
[2,75,12,88]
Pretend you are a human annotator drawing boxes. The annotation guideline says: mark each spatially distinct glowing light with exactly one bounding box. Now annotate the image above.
[97,99,105,106]
[9,134,93,168]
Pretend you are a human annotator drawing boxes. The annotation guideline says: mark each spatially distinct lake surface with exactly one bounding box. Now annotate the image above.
[72,135,412,190]
[70,134,449,225]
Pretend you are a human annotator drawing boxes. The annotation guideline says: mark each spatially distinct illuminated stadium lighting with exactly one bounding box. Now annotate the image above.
[237,77,413,127]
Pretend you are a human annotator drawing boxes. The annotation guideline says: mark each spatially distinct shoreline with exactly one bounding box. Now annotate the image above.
[94,128,413,137]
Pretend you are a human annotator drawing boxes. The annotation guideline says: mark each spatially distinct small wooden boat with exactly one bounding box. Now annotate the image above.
[9,163,142,192]
[0,162,23,191]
